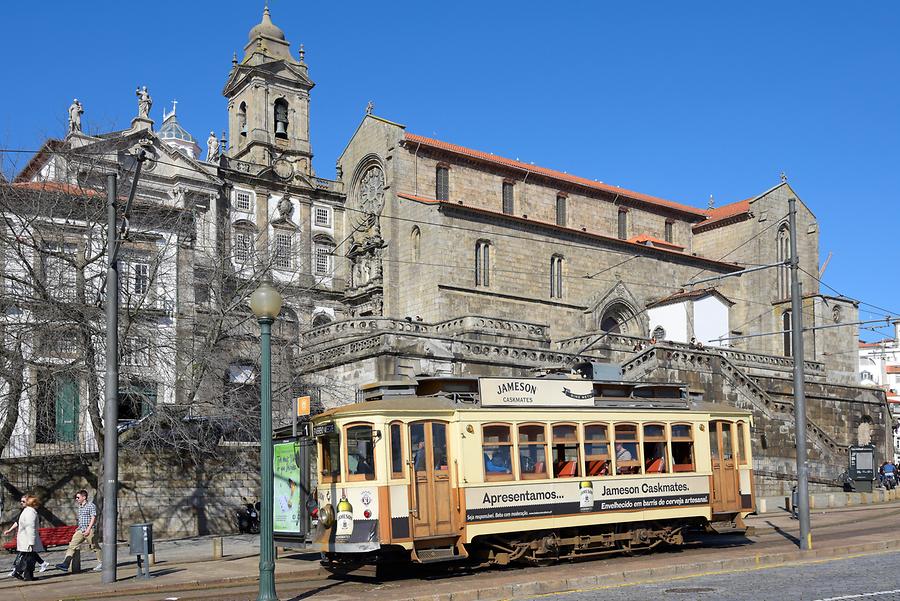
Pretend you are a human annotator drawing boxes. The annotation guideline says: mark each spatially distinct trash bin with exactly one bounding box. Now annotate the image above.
[129,523,153,578]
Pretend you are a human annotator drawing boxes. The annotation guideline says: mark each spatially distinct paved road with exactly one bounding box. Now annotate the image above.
[521,549,900,601]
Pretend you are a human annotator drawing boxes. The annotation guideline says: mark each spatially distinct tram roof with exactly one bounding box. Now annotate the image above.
[314,390,751,420]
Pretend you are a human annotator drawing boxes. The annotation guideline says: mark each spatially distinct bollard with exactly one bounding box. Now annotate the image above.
[71,549,82,574]
[212,536,224,560]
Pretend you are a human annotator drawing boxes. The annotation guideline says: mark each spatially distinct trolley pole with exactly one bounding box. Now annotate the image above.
[789,196,812,550]
[101,172,119,583]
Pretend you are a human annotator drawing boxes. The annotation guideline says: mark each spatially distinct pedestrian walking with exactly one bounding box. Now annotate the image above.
[3,495,49,577]
[13,495,44,581]
[55,489,102,573]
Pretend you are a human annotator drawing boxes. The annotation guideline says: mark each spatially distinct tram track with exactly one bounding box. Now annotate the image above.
[76,510,900,601]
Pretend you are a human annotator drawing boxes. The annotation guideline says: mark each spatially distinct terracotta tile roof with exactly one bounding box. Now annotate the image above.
[860,339,895,348]
[693,199,753,233]
[403,133,708,219]
[396,192,743,272]
[647,287,734,309]
[10,181,104,197]
[627,234,684,252]
[886,365,900,374]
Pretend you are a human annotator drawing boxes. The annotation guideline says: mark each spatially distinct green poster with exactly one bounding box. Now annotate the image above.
[273,440,301,534]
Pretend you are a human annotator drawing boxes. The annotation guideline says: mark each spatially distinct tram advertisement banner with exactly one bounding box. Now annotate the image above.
[273,440,302,534]
[480,378,595,407]
[465,475,710,522]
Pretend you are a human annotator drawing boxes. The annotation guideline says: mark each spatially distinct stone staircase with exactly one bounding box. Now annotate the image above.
[622,344,846,481]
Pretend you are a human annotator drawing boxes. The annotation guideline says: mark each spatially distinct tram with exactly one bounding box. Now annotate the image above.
[310,364,755,567]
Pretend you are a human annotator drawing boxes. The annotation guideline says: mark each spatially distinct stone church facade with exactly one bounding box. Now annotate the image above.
[0,7,887,535]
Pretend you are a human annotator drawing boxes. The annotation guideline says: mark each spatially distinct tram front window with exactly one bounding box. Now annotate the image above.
[346,424,375,481]
[321,433,341,483]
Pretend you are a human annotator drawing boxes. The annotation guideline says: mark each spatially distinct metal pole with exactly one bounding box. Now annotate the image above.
[257,318,277,601]
[789,197,811,550]
[299,434,310,546]
[102,173,119,583]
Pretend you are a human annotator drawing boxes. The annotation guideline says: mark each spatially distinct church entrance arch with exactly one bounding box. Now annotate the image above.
[598,301,639,335]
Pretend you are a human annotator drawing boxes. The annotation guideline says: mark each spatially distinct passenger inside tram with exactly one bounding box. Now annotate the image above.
[484,448,511,473]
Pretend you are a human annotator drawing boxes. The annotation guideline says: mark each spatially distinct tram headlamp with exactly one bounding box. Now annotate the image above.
[320,503,335,528]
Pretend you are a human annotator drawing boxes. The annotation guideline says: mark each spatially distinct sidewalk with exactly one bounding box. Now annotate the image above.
[2,501,900,601]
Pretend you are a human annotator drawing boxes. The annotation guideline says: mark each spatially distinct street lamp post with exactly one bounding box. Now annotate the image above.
[249,280,283,601]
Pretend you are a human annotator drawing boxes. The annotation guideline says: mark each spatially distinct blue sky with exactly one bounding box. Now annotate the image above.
[1,1,898,341]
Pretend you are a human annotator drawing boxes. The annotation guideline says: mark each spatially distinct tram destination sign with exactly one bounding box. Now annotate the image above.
[479,377,595,407]
[312,422,335,436]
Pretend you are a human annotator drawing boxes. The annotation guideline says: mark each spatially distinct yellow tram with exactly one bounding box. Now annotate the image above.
[310,367,755,567]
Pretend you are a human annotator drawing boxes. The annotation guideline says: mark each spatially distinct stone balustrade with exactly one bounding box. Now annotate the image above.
[302,315,549,348]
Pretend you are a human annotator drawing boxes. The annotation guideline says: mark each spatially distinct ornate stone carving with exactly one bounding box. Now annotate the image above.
[277,194,294,220]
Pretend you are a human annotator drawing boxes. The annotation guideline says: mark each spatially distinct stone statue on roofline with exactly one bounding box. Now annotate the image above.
[67,99,83,133]
[136,86,153,119]
[207,131,219,162]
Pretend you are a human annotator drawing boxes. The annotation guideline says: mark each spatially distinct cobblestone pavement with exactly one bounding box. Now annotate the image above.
[521,549,900,601]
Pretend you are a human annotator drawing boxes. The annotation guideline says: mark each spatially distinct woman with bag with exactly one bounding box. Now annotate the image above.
[4,496,49,577]
[13,495,45,581]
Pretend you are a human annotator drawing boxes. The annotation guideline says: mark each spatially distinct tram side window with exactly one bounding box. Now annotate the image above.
[321,433,341,483]
[552,424,580,478]
[518,424,549,479]
[737,421,748,465]
[671,424,695,472]
[346,424,375,481]
[614,424,641,475]
[584,424,610,476]
[482,424,513,481]
[643,424,667,473]
[390,422,404,478]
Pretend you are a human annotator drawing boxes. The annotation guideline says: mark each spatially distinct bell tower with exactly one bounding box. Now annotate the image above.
[223,6,314,172]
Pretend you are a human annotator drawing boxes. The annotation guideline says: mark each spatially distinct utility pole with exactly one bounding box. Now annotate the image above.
[102,146,148,584]
[101,172,119,583]
[789,196,812,551]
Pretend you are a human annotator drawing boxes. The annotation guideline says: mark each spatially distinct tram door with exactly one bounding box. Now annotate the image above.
[408,421,454,538]
[709,420,741,513]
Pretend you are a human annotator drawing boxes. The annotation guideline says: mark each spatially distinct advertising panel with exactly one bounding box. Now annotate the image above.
[479,378,595,407]
[464,475,710,522]
[273,439,302,534]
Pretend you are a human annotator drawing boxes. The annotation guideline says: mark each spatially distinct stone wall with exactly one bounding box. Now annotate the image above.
[0,447,260,539]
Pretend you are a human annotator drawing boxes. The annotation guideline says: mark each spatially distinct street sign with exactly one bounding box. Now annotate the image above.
[297,395,310,417]
[299,422,311,438]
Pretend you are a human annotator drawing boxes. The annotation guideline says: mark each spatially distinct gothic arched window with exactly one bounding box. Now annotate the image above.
[776,224,790,300]
[410,226,421,262]
[550,255,564,299]
[782,310,792,357]
[475,240,491,287]
[436,165,449,201]
[274,98,289,139]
